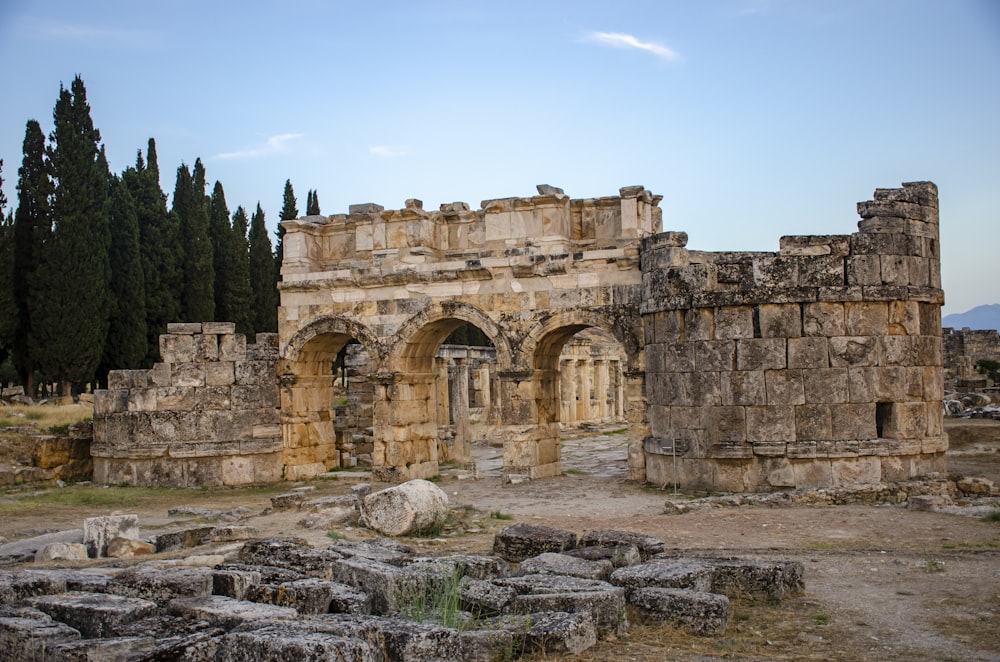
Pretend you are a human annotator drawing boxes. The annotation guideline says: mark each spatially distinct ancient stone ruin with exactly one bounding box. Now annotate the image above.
[94,181,946,491]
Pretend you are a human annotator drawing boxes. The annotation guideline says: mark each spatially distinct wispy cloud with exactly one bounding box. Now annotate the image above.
[369,145,409,158]
[586,32,681,62]
[33,19,158,49]
[214,133,304,161]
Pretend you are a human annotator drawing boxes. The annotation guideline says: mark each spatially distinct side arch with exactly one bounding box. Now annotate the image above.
[386,301,513,372]
[520,308,643,374]
[280,315,383,365]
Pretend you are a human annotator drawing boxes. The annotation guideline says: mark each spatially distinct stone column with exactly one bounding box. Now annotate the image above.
[577,359,592,421]
[560,359,577,425]
[595,359,609,421]
[447,360,471,462]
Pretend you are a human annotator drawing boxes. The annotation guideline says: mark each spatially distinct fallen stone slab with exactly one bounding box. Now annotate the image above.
[238,537,344,578]
[361,479,450,537]
[497,574,628,637]
[154,525,216,552]
[213,568,263,600]
[407,554,511,581]
[479,611,597,656]
[458,576,517,616]
[213,621,377,662]
[210,525,258,542]
[327,556,415,614]
[107,536,155,558]
[564,543,642,568]
[84,515,139,558]
[246,577,371,615]
[302,494,360,522]
[517,552,613,581]
[327,537,414,566]
[106,565,213,604]
[169,594,299,629]
[35,542,89,563]
[701,558,804,600]
[50,635,158,662]
[0,607,81,661]
[47,569,114,593]
[579,529,666,560]
[610,559,714,592]
[626,587,730,634]
[492,523,577,562]
[0,529,83,565]
[270,492,309,510]
[27,591,157,638]
[0,569,68,605]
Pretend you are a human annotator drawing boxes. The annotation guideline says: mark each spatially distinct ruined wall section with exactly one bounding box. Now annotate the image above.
[92,323,281,487]
[641,182,945,491]
[943,327,1000,385]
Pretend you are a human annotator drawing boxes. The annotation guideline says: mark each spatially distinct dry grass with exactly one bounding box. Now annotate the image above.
[0,403,93,431]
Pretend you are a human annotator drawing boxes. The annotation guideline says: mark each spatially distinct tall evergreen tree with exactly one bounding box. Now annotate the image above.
[31,76,111,396]
[125,139,180,365]
[173,159,214,322]
[275,179,298,282]
[12,120,53,390]
[229,206,254,338]
[98,172,147,381]
[248,203,277,334]
[0,160,13,364]
[306,189,321,216]
[209,181,234,322]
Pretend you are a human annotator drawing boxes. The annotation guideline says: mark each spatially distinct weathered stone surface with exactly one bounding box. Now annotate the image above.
[579,529,666,560]
[106,536,155,558]
[361,479,449,537]
[168,594,299,628]
[517,552,613,581]
[35,542,89,563]
[492,523,577,562]
[83,514,139,558]
[49,636,159,662]
[154,526,216,552]
[564,543,642,568]
[238,537,343,578]
[457,576,517,616]
[481,611,598,656]
[246,577,371,615]
[0,529,84,565]
[212,624,377,662]
[0,608,81,661]
[28,591,157,638]
[626,587,729,633]
[0,570,68,605]
[497,574,628,637]
[106,565,213,603]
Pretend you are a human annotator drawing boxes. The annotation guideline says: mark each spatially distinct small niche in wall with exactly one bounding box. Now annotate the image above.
[876,402,892,438]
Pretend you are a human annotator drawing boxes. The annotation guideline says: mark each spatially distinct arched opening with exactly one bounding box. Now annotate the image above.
[389,317,499,477]
[278,321,379,480]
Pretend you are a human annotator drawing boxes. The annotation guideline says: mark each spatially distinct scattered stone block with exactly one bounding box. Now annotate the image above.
[0,529,84,565]
[480,611,598,656]
[154,526,216,552]
[210,525,258,542]
[213,568,262,600]
[213,623,377,662]
[0,608,81,661]
[50,636,159,661]
[626,587,730,633]
[35,542,89,563]
[564,543,642,568]
[27,591,157,638]
[703,558,805,600]
[517,552,613,581]
[168,595,299,629]
[107,536,155,558]
[270,492,309,510]
[610,559,714,592]
[239,538,344,578]
[497,574,628,637]
[83,515,139,558]
[246,577,370,615]
[457,576,517,616]
[908,494,953,511]
[106,565,213,604]
[0,570,68,605]
[492,523,577,562]
[361,479,450,537]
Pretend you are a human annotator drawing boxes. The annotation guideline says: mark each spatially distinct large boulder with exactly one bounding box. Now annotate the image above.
[361,479,449,537]
[83,515,139,558]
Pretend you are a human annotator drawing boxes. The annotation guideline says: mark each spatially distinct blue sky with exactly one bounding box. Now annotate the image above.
[1,0,997,316]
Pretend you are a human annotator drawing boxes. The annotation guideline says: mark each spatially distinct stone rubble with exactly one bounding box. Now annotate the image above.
[0,522,804,660]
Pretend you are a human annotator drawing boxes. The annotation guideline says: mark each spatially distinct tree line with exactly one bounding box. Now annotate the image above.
[0,76,320,397]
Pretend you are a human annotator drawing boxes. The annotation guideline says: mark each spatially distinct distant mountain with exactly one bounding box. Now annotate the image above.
[943,304,1000,331]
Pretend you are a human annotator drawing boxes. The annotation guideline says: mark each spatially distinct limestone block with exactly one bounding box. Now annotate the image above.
[500,574,627,637]
[149,362,171,386]
[765,370,805,405]
[683,307,715,341]
[714,306,753,339]
[94,389,127,415]
[786,440,818,458]
[925,403,943,436]
[693,340,735,372]
[203,322,236,335]
[195,386,232,410]
[219,333,247,362]
[236,360,276,386]
[795,404,832,441]
[798,255,846,287]
[517,553,613,581]
[83,515,139,558]
[253,453,283,483]
[831,457,881,485]
[801,302,844,337]
[880,336,923,367]
[736,339,786,371]
[753,442,788,457]
[159,333,195,364]
[28,591,157,639]
[662,342,695,372]
[493,523,577,563]
[753,256,798,288]
[171,363,205,387]
[745,406,795,442]
[757,304,801,339]
[684,371,721,406]
[167,322,202,334]
[706,406,746,442]
[792,459,833,487]
[845,302,888,336]
[721,370,766,406]
[786,337,829,370]
[883,402,928,439]
[802,368,849,403]
[830,404,876,441]
[220,456,254,485]
[887,301,920,336]
[205,361,236,386]
[106,537,155,558]
[194,334,219,362]
[653,310,683,341]
[829,336,878,367]
[360,479,449,536]
[846,255,882,286]
[35,543,89,563]
[880,254,909,285]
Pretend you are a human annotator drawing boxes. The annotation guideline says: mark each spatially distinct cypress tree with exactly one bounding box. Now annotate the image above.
[12,120,53,390]
[173,160,214,322]
[32,76,111,396]
[248,203,277,334]
[306,189,321,216]
[229,206,254,338]
[0,160,13,363]
[275,179,298,282]
[126,139,180,365]
[98,172,147,380]
[209,181,234,321]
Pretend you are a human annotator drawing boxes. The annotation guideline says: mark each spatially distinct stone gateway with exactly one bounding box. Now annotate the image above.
[95,181,945,491]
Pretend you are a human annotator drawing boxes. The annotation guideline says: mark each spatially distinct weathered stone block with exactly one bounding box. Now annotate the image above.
[492,523,577,563]
[714,306,753,339]
[721,371,765,406]
[758,304,802,338]
[829,336,879,367]
[83,515,139,558]
[518,553,614,581]
[106,566,213,604]
[803,302,845,337]
[693,340,735,372]
[499,574,628,637]
[802,368,849,403]
[204,361,236,386]
[736,339,787,371]
[795,404,832,441]
[166,322,202,334]
[764,370,804,405]
[787,337,829,369]
[830,404,876,441]
[626,587,729,633]
[159,333,195,364]
[194,333,219,362]
[203,322,236,335]
[28,591,157,638]
[845,302,888,336]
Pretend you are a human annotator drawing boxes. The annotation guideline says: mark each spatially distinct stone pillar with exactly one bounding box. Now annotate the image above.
[577,359,592,421]
[595,359,609,421]
[561,359,577,425]
[447,360,471,462]
[435,357,449,425]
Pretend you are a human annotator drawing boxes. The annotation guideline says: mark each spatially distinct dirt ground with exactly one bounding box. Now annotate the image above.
[2,419,999,661]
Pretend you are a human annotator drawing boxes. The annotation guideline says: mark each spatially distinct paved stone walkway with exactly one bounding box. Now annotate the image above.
[471,428,629,479]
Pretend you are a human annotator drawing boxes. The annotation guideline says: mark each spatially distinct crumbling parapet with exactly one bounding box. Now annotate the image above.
[641,182,945,491]
[92,323,281,487]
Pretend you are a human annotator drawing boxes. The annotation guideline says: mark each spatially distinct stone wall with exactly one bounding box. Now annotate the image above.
[641,182,945,491]
[943,327,1000,386]
[92,323,281,487]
